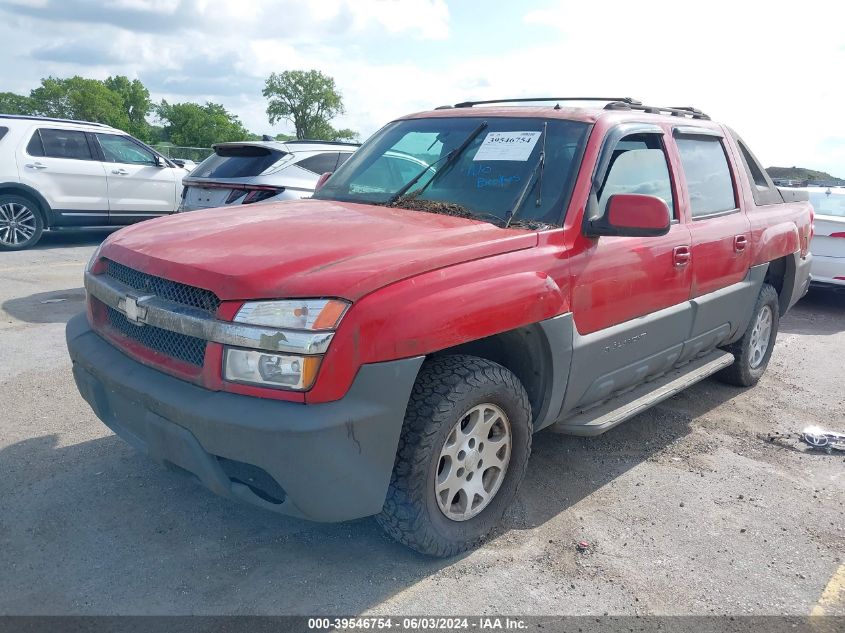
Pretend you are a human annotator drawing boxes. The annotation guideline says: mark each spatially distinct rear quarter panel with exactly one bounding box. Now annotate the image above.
[721,130,812,264]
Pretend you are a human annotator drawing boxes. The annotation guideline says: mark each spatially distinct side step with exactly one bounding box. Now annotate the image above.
[551,350,734,436]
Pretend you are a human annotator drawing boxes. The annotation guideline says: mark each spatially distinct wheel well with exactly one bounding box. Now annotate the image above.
[0,186,49,227]
[431,325,552,426]
[763,255,794,315]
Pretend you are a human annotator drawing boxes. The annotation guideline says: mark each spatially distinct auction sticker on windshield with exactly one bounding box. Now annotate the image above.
[473,131,541,161]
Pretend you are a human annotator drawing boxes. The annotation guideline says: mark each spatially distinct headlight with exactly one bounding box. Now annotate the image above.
[224,348,321,390]
[234,299,349,330]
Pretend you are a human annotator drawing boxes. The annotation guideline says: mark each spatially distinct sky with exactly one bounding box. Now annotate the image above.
[1,0,843,175]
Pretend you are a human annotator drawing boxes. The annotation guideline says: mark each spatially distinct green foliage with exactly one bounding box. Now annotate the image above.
[263,69,357,141]
[3,75,155,140]
[0,92,36,115]
[30,76,131,132]
[103,76,152,140]
[155,100,252,147]
[766,166,844,184]
[1,74,262,147]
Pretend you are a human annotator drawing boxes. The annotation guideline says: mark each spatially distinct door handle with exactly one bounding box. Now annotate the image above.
[673,245,691,267]
[112,168,129,175]
[25,162,47,170]
[734,235,748,253]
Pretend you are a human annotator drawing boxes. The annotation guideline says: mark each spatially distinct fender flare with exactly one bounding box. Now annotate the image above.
[0,182,53,226]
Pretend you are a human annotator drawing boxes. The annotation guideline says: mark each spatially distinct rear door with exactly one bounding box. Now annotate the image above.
[93,133,178,223]
[673,128,751,296]
[672,127,757,355]
[17,127,109,224]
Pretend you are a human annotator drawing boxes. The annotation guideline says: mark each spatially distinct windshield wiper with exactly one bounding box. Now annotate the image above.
[387,120,488,205]
[503,122,547,228]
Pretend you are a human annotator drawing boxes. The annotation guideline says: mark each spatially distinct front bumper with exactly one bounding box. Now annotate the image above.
[66,313,423,522]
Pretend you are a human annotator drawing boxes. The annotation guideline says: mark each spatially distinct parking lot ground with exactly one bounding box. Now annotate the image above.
[1,234,843,616]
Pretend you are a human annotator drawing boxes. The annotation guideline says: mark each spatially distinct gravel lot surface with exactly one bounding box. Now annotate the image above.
[1,232,843,616]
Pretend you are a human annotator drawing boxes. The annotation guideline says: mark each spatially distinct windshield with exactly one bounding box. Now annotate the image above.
[809,190,845,218]
[313,116,590,227]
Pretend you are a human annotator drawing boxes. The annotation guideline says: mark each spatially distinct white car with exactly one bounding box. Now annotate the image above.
[0,115,189,250]
[805,186,845,290]
[179,140,359,212]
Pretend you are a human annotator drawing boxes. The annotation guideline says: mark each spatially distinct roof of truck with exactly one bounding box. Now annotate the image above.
[400,97,719,128]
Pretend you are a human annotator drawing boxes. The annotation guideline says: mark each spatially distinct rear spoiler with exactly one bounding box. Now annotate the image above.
[778,187,809,203]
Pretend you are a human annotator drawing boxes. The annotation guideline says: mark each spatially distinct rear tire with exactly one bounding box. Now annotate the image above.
[377,355,532,557]
[716,282,779,387]
[0,195,44,251]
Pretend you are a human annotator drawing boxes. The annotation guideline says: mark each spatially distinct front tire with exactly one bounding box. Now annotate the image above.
[716,282,780,387]
[0,195,44,251]
[377,355,532,557]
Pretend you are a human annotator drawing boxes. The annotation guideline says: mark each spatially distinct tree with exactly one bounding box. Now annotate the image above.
[155,101,252,147]
[28,76,131,131]
[262,69,357,141]
[104,76,152,141]
[0,92,36,115]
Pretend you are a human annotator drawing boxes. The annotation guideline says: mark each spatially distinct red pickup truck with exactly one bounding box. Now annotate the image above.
[66,97,812,556]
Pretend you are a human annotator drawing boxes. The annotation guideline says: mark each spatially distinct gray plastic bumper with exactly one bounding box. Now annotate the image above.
[66,313,423,522]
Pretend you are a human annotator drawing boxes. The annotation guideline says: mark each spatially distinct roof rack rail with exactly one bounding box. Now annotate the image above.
[452,97,642,108]
[603,101,710,120]
[0,114,113,128]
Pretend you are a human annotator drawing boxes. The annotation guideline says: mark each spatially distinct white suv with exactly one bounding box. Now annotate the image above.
[0,115,189,250]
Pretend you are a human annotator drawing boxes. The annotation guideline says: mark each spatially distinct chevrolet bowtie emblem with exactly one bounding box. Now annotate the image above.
[120,294,153,325]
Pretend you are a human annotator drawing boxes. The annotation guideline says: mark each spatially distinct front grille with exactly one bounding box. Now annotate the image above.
[106,305,207,368]
[104,259,220,314]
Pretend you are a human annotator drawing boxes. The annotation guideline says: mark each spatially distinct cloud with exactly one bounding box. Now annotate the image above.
[0,0,843,176]
[31,41,116,66]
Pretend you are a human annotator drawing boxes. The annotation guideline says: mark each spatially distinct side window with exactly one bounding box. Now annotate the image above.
[296,152,341,174]
[598,133,675,219]
[96,134,156,165]
[26,131,45,156]
[39,128,93,160]
[676,135,737,217]
[731,135,784,206]
[737,140,767,187]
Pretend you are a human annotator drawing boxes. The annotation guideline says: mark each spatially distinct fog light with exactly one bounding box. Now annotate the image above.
[223,348,321,390]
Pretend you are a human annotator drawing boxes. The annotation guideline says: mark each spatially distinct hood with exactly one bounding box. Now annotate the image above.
[100,199,537,301]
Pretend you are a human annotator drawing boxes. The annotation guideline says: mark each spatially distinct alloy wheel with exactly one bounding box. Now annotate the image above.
[0,202,37,247]
[435,403,512,521]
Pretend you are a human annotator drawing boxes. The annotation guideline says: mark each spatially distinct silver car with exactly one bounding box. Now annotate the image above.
[178,140,359,212]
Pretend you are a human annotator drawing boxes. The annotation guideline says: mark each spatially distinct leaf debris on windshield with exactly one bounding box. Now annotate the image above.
[389,194,477,219]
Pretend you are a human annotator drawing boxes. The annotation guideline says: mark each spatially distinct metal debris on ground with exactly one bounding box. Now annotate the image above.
[800,426,845,453]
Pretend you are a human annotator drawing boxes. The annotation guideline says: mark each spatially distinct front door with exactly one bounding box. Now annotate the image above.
[94,133,178,223]
[564,126,693,412]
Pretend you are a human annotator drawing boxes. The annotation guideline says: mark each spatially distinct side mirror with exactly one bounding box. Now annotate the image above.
[314,171,333,192]
[154,154,166,168]
[585,194,671,237]
[171,158,186,168]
